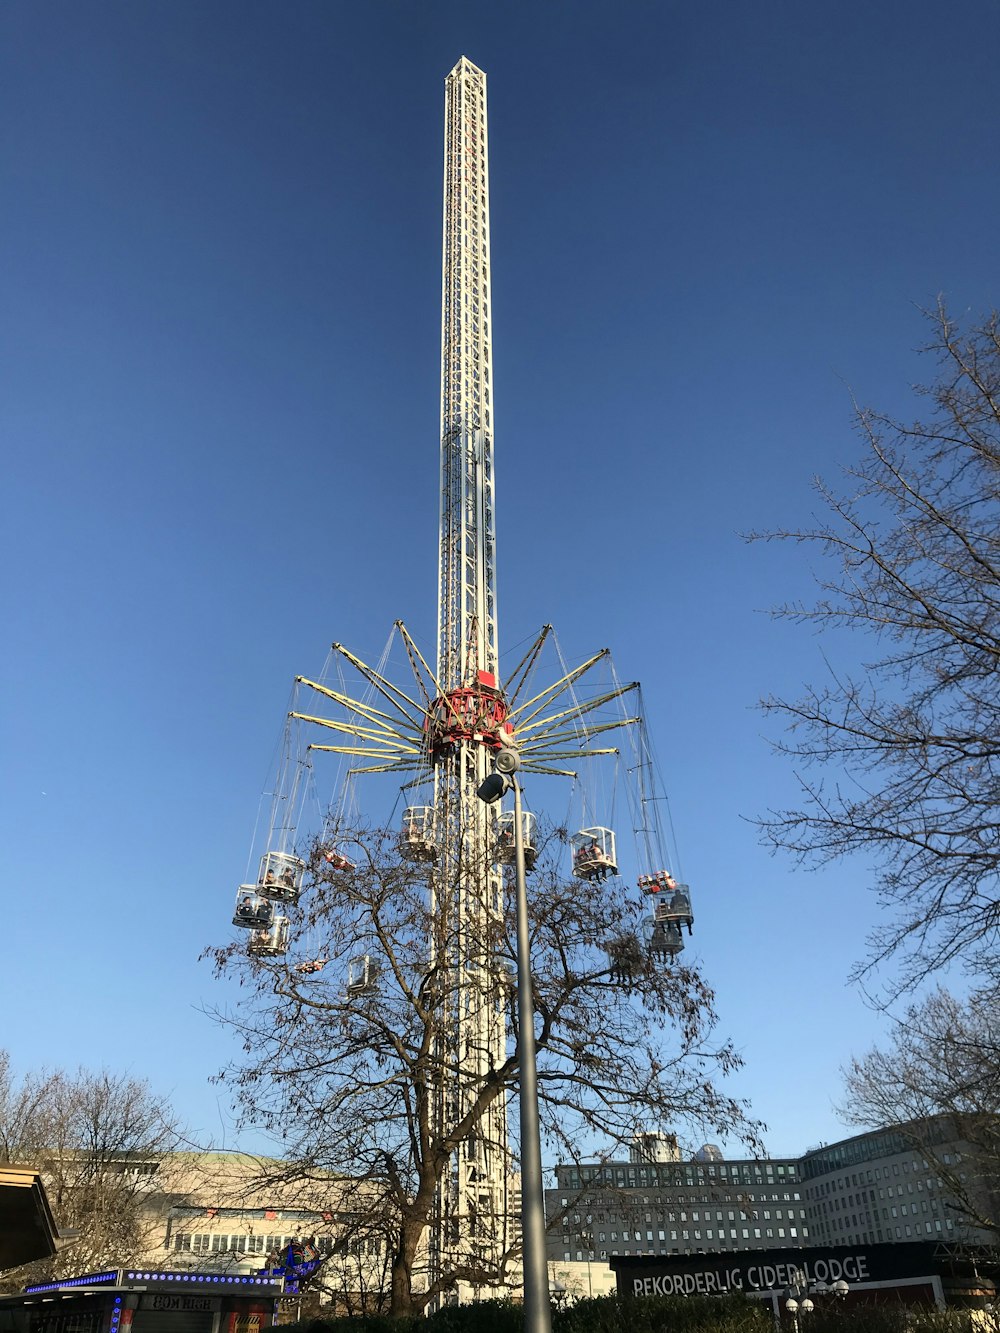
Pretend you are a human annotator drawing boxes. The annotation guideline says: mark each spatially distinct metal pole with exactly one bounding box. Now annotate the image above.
[512,777,552,1333]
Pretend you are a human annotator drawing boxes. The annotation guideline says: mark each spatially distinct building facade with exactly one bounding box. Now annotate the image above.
[548,1120,1000,1265]
[800,1122,997,1249]
[124,1154,394,1313]
[546,1146,808,1263]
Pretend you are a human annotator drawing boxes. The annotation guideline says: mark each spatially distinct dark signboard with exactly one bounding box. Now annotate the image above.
[25,1310,104,1333]
[136,1299,220,1314]
[612,1243,943,1299]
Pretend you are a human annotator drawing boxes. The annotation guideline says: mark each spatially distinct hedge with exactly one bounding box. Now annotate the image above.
[283,1294,979,1333]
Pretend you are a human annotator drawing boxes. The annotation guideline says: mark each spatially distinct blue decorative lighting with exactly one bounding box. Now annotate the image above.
[25,1272,119,1294]
[25,1268,287,1298]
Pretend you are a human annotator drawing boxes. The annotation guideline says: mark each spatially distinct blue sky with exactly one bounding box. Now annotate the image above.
[2,0,998,1163]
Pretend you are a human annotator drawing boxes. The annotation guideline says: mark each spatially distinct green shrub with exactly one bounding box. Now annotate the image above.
[804,1308,972,1333]
[554,1292,771,1333]
[427,1298,522,1333]
[280,1295,977,1333]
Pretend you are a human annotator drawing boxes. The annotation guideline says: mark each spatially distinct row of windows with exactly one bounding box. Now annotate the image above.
[562,1207,803,1226]
[800,1122,953,1178]
[591,1227,803,1244]
[557,1218,954,1263]
[801,1133,912,1176]
[559,1236,808,1262]
[170,1234,384,1258]
[557,1191,801,1209]
[811,1218,953,1246]
[561,1162,798,1190]
[811,1189,942,1222]
[805,1155,941,1198]
[173,1234,296,1254]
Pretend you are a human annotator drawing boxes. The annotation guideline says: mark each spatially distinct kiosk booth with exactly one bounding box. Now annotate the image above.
[0,1269,286,1333]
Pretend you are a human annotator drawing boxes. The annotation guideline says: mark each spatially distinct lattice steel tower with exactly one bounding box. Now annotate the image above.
[431,55,509,1292]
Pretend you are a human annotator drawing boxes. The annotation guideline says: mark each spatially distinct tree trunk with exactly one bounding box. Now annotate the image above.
[389,1217,425,1319]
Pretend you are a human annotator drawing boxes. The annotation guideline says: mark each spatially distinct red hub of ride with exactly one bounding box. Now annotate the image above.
[425,670,514,758]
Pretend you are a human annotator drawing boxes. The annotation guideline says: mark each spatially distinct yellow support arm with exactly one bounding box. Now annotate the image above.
[347,760,423,775]
[517,716,638,752]
[394,623,470,732]
[308,743,418,758]
[507,649,609,726]
[520,747,619,761]
[517,685,638,737]
[332,642,424,717]
[296,677,422,734]
[520,764,579,777]
[503,625,552,708]
[289,711,419,749]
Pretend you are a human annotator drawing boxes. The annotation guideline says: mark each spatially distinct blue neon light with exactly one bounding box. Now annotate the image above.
[27,1268,284,1296]
[25,1272,119,1294]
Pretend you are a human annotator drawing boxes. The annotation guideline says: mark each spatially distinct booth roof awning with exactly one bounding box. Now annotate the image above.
[0,1166,61,1271]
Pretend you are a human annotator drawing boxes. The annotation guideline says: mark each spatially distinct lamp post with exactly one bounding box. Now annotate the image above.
[784,1271,849,1331]
[784,1268,814,1333]
[476,748,552,1333]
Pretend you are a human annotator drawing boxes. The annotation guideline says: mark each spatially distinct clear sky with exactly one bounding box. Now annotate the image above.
[2,0,998,1164]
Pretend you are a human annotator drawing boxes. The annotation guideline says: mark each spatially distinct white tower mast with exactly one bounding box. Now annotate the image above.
[430,55,509,1291]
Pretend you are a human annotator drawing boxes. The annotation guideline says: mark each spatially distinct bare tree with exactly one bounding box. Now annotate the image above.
[0,1052,62,1167]
[755,303,1000,995]
[841,984,1000,1238]
[0,1055,181,1290]
[206,826,761,1318]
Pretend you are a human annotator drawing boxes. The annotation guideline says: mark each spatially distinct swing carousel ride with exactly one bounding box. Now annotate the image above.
[227,55,695,1298]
